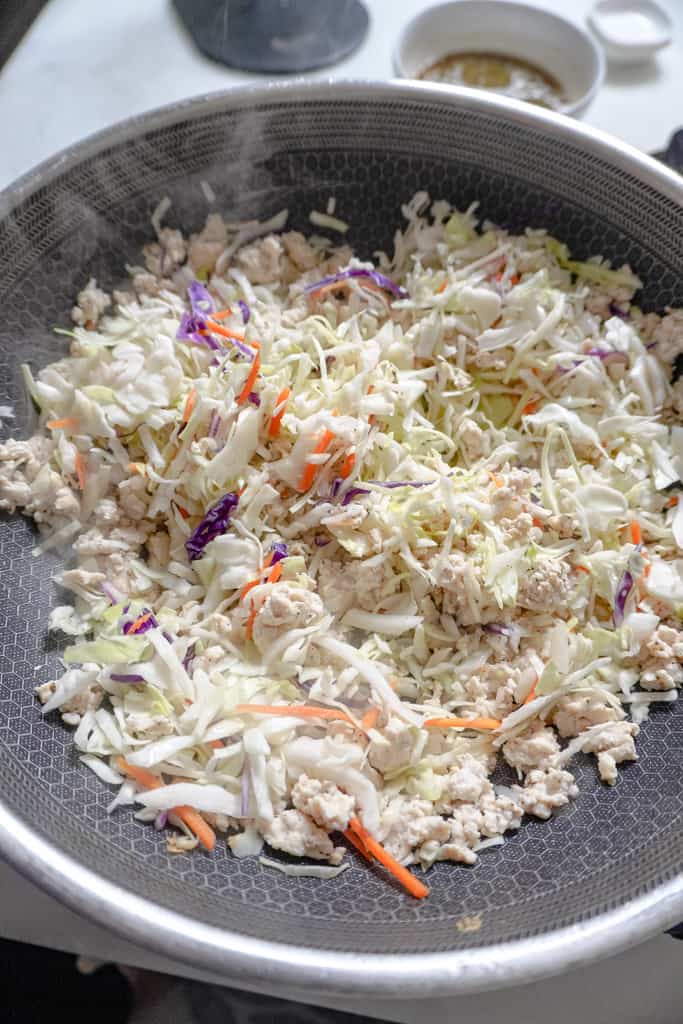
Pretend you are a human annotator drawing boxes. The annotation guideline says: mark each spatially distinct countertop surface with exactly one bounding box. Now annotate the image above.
[0,0,681,1019]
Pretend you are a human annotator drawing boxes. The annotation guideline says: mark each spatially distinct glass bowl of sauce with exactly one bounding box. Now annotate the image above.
[394,1,604,118]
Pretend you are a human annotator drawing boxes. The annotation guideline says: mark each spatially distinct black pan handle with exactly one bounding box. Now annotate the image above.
[652,129,683,175]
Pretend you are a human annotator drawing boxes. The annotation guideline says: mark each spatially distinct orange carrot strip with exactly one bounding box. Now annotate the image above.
[523,678,539,705]
[489,472,503,488]
[436,279,448,294]
[128,612,153,634]
[510,275,520,286]
[344,826,373,862]
[347,818,429,900]
[268,386,291,438]
[117,760,216,851]
[240,577,261,601]
[297,429,335,492]
[340,452,356,479]
[208,739,224,750]
[128,462,147,476]
[236,344,261,405]
[173,805,216,851]
[644,562,651,578]
[245,600,258,641]
[361,707,380,731]
[46,417,77,430]
[266,562,283,584]
[630,521,642,546]
[210,308,232,320]
[522,400,538,416]
[74,452,86,490]
[181,387,197,424]
[575,565,591,574]
[117,758,163,790]
[666,495,679,508]
[424,717,501,730]
[203,321,246,343]
[234,704,354,724]
[532,517,544,529]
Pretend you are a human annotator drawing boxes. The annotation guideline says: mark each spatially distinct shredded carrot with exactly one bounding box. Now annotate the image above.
[630,520,642,546]
[489,472,503,488]
[207,739,224,750]
[436,279,448,294]
[644,561,651,578]
[268,386,290,438]
[210,308,232,320]
[575,564,591,574]
[666,495,679,508]
[236,343,261,405]
[128,612,153,634]
[340,452,356,479]
[424,717,501,730]
[510,275,520,286]
[346,818,429,900]
[361,707,380,731]
[74,452,86,490]
[173,805,216,851]
[46,417,77,430]
[202,321,246,343]
[117,758,162,790]
[522,400,538,416]
[128,462,147,477]
[175,505,190,519]
[344,826,373,862]
[234,703,354,724]
[245,600,258,641]
[181,387,197,424]
[532,517,544,529]
[523,678,539,705]
[297,428,335,492]
[240,577,261,602]
[266,562,283,584]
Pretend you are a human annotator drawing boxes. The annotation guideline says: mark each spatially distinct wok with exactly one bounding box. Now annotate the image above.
[0,81,681,997]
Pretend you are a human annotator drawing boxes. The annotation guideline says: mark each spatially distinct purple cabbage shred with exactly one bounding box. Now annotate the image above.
[247,392,261,407]
[110,673,145,683]
[586,347,628,364]
[185,491,239,561]
[182,642,197,672]
[342,487,370,506]
[313,535,330,547]
[305,268,408,300]
[609,302,629,320]
[238,299,250,324]
[188,280,215,316]
[154,811,169,831]
[613,570,634,627]
[329,477,342,499]
[270,541,288,564]
[122,610,158,635]
[368,480,431,489]
[483,623,512,636]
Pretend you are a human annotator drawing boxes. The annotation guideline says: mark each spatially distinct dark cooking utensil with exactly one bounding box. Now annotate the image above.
[173,0,369,73]
[0,82,681,997]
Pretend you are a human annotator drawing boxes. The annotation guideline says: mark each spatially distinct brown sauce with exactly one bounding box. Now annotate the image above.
[419,51,566,110]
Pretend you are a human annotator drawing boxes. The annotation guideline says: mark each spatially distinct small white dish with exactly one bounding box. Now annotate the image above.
[393,1,605,118]
[588,0,672,64]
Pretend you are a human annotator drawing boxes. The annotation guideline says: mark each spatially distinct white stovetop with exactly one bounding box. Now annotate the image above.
[0,0,681,1019]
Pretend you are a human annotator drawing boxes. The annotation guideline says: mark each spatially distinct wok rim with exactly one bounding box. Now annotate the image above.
[0,78,681,996]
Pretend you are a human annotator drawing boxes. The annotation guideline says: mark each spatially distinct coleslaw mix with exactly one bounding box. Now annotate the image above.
[2,193,683,895]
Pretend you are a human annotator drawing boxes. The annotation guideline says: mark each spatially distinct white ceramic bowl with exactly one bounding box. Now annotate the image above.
[394,1,605,118]
[588,0,673,65]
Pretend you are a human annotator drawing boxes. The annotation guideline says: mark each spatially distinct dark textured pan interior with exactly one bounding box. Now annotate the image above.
[0,89,681,957]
